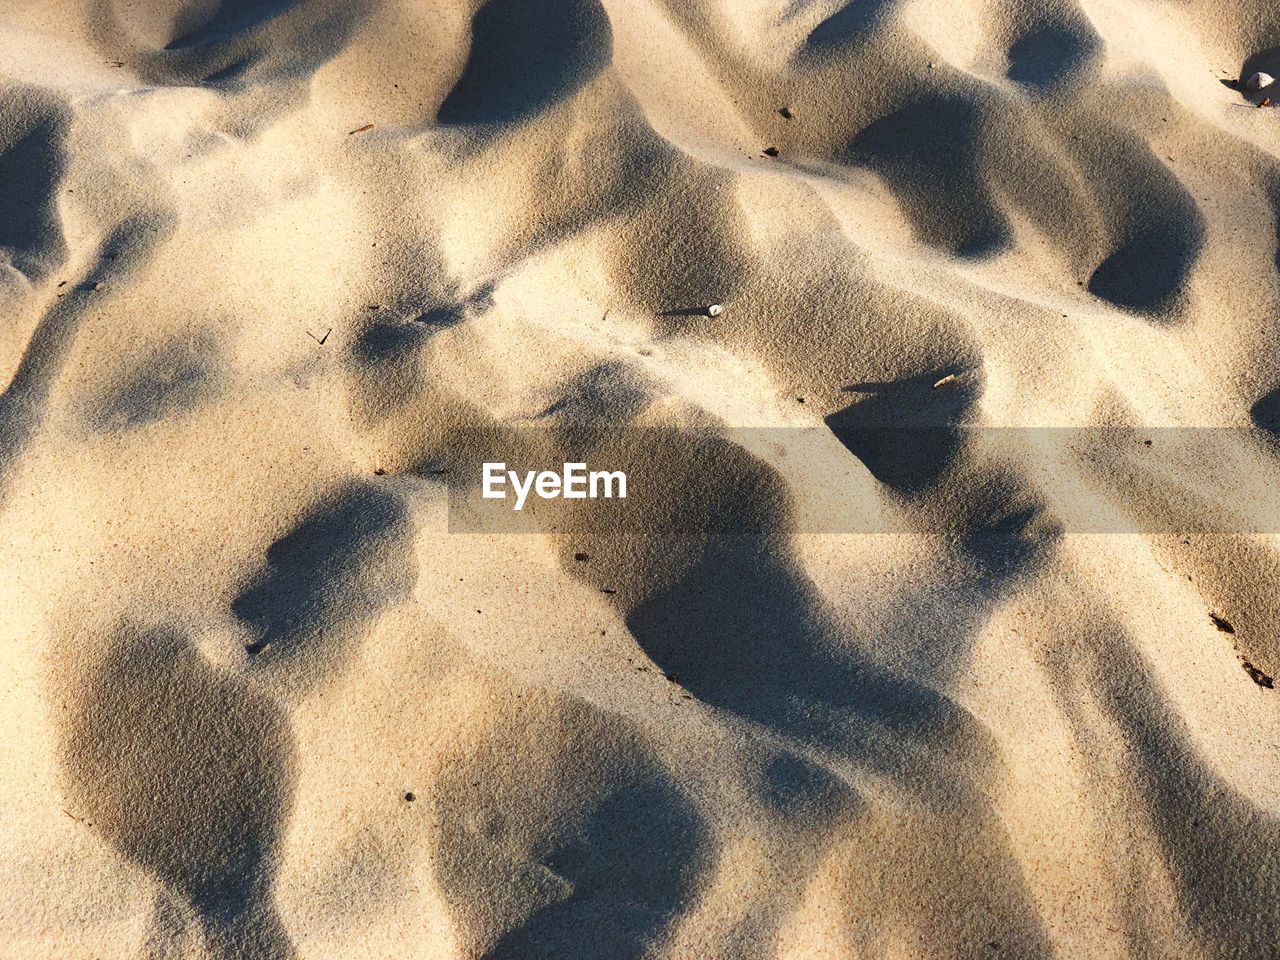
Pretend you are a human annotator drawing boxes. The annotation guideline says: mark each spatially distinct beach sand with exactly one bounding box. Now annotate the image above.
[1,1,1279,957]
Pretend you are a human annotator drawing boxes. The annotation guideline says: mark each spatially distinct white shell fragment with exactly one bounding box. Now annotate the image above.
[706,303,724,317]
[1246,72,1275,92]
[932,373,958,390]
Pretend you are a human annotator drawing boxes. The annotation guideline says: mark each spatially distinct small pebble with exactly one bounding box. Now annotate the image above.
[763,146,780,157]
[778,106,793,120]
[707,303,724,317]
[1246,72,1275,92]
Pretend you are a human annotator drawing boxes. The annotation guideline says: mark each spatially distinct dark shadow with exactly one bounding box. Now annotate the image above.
[487,776,708,960]
[523,423,1055,953]
[846,96,1010,258]
[1088,231,1200,314]
[1006,23,1099,92]
[1250,385,1280,436]
[231,483,416,693]
[824,368,978,494]
[430,700,711,959]
[346,320,432,428]
[1269,176,1280,273]
[137,0,376,91]
[956,470,1058,583]
[803,0,897,55]
[164,0,306,50]
[438,0,612,126]
[623,530,1053,953]
[417,304,466,328]
[1095,634,1280,959]
[345,288,477,428]
[59,624,297,959]
[83,336,219,433]
[760,751,859,821]
[202,55,261,87]
[1086,142,1205,315]
[966,501,1046,581]
[353,321,433,365]
[0,92,69,281]
[658,306,718,318]
[353,304,465,365]
[1239,48,1280,105]
[627,535,968,784]
[0,211,176,497]
[536,362,651,422]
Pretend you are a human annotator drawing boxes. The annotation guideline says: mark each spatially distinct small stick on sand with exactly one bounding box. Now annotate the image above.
[933,373,958,390]
[349,124,375,135]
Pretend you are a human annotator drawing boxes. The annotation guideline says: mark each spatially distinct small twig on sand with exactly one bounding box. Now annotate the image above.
[348,124,375,135]
[307,328,332,345]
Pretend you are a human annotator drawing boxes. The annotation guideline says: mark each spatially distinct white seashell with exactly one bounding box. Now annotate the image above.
[707,303,724,317]
[932,373,958,390]
[1246,72,1275,92]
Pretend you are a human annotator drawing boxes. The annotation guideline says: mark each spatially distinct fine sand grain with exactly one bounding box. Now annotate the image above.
[2,1,1280,958]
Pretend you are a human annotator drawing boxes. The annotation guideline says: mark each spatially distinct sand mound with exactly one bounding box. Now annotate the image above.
[2,0,1280,957]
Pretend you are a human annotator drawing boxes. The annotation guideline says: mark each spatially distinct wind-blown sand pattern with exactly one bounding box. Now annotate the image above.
[2,1,1280,957]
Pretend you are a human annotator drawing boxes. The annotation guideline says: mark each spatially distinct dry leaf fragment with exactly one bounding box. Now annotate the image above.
[1242,660,1275,689]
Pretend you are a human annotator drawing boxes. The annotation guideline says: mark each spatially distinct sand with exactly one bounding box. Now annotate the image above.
[2,1,1279,957]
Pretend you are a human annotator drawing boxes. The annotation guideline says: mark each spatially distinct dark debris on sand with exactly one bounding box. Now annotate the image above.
[1241,660,1275,689]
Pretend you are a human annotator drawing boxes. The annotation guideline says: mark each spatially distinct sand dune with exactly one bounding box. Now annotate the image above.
[2,0,1280,957]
